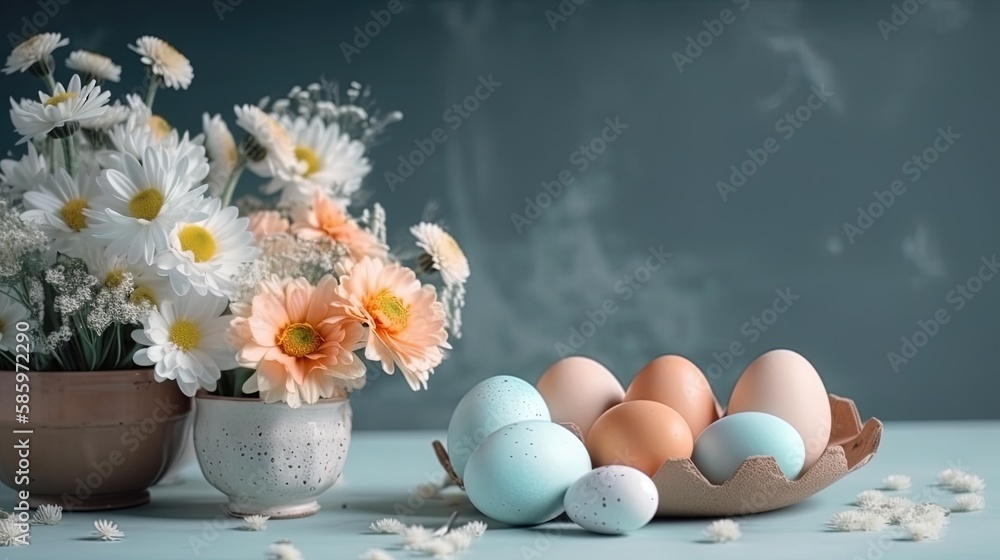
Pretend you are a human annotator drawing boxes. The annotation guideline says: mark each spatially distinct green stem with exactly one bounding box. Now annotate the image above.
[61,136,74,176]
[145,76,159,109]
[42,73,56,95]
[220,156,248,207]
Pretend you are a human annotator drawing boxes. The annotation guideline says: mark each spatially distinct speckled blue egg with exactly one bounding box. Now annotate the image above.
[564,465,658,534]
[692,411,806,485]
[464,420,591,526]
[447,376,550,477]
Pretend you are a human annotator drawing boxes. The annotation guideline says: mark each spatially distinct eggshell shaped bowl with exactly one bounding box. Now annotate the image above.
[433,394,881,518]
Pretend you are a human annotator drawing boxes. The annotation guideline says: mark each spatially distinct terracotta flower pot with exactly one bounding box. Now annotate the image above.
[0,369,193,510]
[194,393,352,519]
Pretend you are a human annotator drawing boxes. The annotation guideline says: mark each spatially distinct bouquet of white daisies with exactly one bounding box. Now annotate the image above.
[0,33,469,407]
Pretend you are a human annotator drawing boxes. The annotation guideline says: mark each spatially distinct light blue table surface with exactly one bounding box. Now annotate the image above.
[2,422,997,560]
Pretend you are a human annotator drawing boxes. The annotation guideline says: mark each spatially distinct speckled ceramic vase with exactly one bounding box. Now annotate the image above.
[193,394,352,519]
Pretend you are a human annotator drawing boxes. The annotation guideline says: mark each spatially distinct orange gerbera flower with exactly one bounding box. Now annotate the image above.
[291,190,386,261]
[231,275,366,407]
[332,257,450,390]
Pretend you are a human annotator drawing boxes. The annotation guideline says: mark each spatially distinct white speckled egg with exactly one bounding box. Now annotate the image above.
[447,376,550,478]
[564,466,658,534]
[464,420,591,526]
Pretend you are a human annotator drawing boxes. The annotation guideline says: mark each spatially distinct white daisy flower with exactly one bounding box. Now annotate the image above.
[155,197,258,298]
[81,246,172,306]
[101,96,209,189]
[92,519,124,541]
[242,515,269,531]
[202,113,238,197]
[233,104,298,179]
[132,291,238,396]
[81,100,130,131]
[9,74,110,144]
[85,145,208,265]
[129,36,193,90]
[411,222,470,287]
[0,516,29,546]
[3,33,68,74]
[65,50,121,82]
[31,504,62,525]
[20,168,98,257]
[703,519,741,542]
[0,292,31,353]
[265,116,371,207]
[0,142,48,203]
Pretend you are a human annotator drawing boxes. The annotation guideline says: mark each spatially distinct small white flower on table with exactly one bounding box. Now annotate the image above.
[93,519,124,541]
[703,519,741,542]
[242,514,270,531]
[32,504,63,525]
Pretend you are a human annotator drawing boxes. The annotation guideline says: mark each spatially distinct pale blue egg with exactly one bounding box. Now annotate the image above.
[564,465,659,535]
[464,420,591,526]
[447,376,550,477]
[692,412,806,485]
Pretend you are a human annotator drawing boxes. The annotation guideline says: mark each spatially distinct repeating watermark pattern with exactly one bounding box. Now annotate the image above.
[554,245,672,357]
[58,396,182,509]
[841,126,959,245]
[340,0,411,63]
[511,116,629,234]
[8,321,32,546]
[704,288,800,381]
[545,0,587,31]
[672,0,751,73]
[384,74,502,192]
[6,0,71,47]
[877,0,930,41]
[212,0,244,21]
[716,84,833,202]
[887,253,999,372]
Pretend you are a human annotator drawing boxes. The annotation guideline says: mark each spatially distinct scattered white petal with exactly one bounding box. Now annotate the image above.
[951,494,985,512]
[242,515,269,531]
[32,504,62,525]
[947,473,986,493]
[360,549,396,560]
[704,519,742,542]
[442,531,474,551]
[411,538,457,558]
[855,489,887,509]
[828,510,888,532]
[0,517,29,546]
[901,518,946,541]
[400,525,433,548]
[937,468,966,487]
[882,475,912,491]
[93,519,125,541]
[370,517,407,534]
[456,520,487,538]
[267,541,304,560]
[897,503,950,525]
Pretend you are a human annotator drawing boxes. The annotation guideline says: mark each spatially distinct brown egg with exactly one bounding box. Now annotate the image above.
[586,400,693,477]
[624,355,719,438]
[728,349,832,471]
[536,356,624,438]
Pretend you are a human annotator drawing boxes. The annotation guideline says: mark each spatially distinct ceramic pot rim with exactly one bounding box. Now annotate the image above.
[195,391,348,405]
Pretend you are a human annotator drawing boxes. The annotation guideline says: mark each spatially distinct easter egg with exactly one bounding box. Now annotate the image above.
[692,411,806,485]
[564,465,658,534]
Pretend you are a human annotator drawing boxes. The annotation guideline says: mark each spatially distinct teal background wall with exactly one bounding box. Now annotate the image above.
[2,0,997,428]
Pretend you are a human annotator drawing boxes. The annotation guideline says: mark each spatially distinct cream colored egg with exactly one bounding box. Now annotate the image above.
[727,349,831,471]
[536,356,624,438]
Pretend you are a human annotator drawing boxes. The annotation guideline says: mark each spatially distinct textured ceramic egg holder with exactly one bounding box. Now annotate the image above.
[433,394,882,517]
